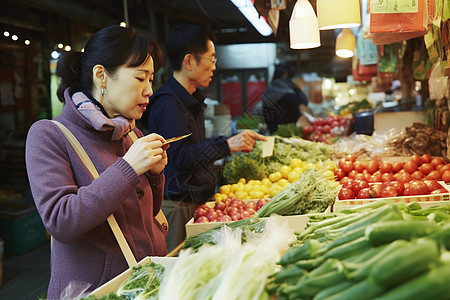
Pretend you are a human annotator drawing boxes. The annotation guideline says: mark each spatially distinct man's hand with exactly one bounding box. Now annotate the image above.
[227,129,267,153]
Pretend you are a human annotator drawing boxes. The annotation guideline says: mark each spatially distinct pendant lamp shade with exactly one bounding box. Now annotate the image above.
[335,28,356,58]
[289,0,320,49]
[317,0,361,30]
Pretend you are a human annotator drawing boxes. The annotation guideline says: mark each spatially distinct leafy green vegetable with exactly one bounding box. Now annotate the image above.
[116,262,165,300]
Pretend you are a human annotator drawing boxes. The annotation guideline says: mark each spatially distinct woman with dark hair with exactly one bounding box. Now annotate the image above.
[25,25,168,299]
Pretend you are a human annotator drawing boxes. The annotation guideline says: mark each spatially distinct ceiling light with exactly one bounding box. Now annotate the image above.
[119,22,127,27]
[3,31,10,37]
[64,45,71,51]
[317,0,361,30]
[58,43,63,49]
[335,28,356,58]
[231,0,273,37]
[11,34,18,41]
[24,39,30,45]
[51,51,60,60]
[289,0,320,49]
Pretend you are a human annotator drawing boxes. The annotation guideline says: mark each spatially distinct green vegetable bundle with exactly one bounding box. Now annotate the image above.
[268,201,450,300]
[256,166,340,218]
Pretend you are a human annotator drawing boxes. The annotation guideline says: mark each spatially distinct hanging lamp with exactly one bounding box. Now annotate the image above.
[317,0,361,30]
[335,28,356,58]
[289,0,320,49]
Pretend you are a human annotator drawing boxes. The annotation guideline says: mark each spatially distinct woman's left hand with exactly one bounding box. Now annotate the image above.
[149,143,169,175]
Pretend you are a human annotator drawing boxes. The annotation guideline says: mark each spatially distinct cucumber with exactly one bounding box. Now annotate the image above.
[341,205,394,233]
[312,280,354,300]
[320,278,384,300]
[347,239,407,281]
[279,239,322,266]
[365,219,440,246]
[283,269,347,298]
[369,238,440,288]
[271,264,306,284]
[373,262,450,300]
[322,236,372,261]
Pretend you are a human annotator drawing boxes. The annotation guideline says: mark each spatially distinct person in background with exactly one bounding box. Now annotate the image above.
[146,24,266,252]
[25,25,168,299]
[262,61,309,133]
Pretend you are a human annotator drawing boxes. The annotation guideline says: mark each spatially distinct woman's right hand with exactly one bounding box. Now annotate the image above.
[123,133,168,175]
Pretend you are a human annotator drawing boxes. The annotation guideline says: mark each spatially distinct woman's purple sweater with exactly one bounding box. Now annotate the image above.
[25,94,167,299]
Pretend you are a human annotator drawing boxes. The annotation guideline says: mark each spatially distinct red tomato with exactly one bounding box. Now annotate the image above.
[404,161,419,174]
[410,154,422,166]
[369,173,382,183]
[379,162,393,174]
[442,170,450,183]
[345,154,357,162]
[421,154,432,164]
[423,180,442,192]
[348,170,359,179]
[246,208,256,216]
[390,181,405,195]
[256,198,268,210]
[411,170,424,179]
[439,164,450,173]
[369,183,382,198]
[205,210,219,221]
[219,215,232,222]
[196,216,209,223]
[194,207,208,220]
[244,201,256,211]
[403,180,429,196]
[352,179,370,195]
[430,188,449,194]
[392,161,406,173]
[338,187,355,200]
[431,157,445,168]
[354,173,366,181]
[357,188,371,199]
[366,161,380,174]
[426,170,442,180]
[353,161,365,173]
[341,161,354,174]
[214,201,227,211]
[240,210,251,219]
[340,177,355,188]
[335,168,346,180]
[381,172,394,182]
[419,163,434,175]
[397,172,413,183]
[380,185,399,198]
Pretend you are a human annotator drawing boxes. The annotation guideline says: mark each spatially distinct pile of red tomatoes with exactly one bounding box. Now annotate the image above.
[335,154,450,200]
[302,115,349,143]
[194,197,269,223]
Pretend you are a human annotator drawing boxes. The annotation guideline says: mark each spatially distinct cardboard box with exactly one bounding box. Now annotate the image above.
[90,256,178,297]
[333,181,450,213]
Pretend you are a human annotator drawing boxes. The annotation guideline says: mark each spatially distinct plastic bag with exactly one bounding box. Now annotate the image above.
[428,61,449,100]
[60,281,92,300]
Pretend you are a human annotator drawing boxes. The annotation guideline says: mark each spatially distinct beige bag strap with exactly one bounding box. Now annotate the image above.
[51,120,137,267]
[127,131,169,232]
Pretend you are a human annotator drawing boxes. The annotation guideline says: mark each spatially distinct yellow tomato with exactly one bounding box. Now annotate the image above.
[269,185,283,197]
[261,177,272,187]
[219,184,231,195]
[279,165,292,179]
[231,183,239,193]
[249,190,264,199]
[323,170,335,180]
[290,158,303,168]
[304,162,315,171]
[269,171,282,183]
[235,191,248,200]
[213,193,223,202]
[244,184,253,193]
[238,178,246,184]
[288,171,300,183]
[323,160,337,171]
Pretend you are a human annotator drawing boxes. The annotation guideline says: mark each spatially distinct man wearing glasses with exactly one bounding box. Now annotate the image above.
[146,24,265,252]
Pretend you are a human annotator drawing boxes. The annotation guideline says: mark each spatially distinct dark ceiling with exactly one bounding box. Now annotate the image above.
[1,0,352,81]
